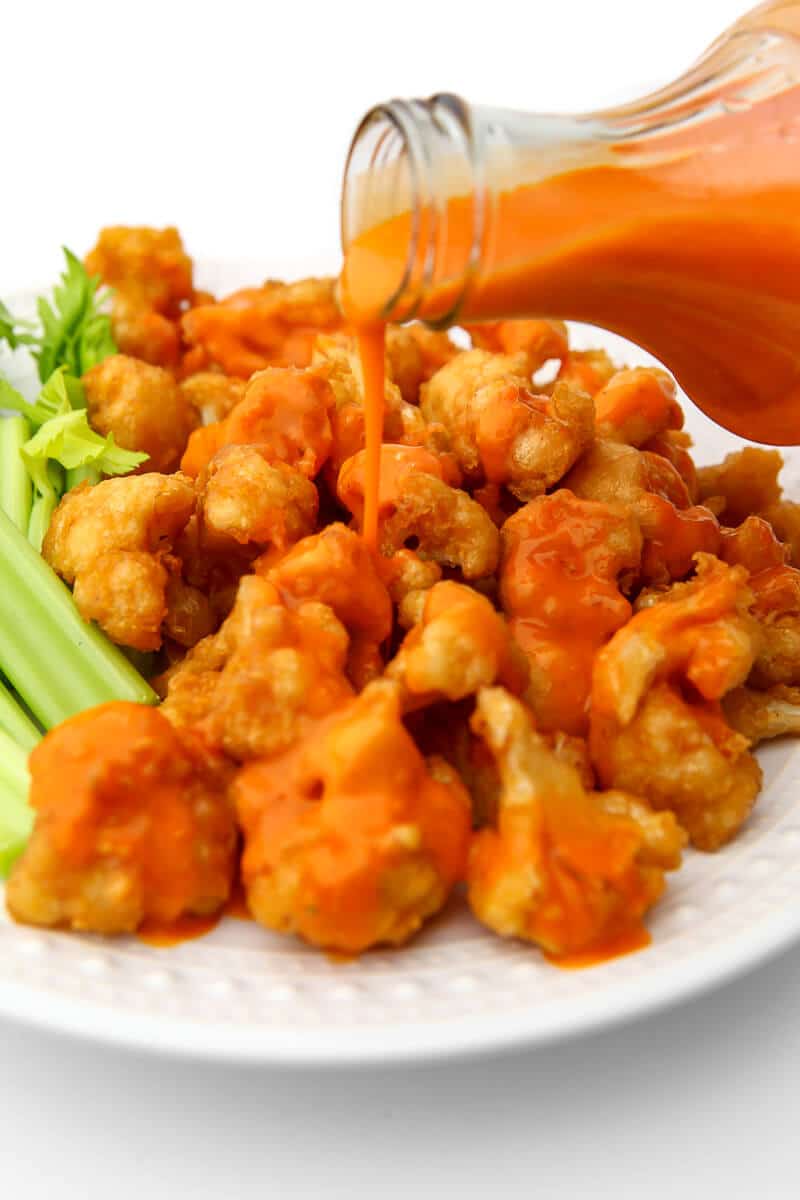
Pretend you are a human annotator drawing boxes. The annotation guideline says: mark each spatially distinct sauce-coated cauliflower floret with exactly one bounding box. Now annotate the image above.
[380,548,443,629]
[564,438,720,584]
[697,447,783,525]
[6,703,236,934]
[760,499,800,567]
[43,473,196,650]
[499,490,642,736]
[590,555,762,849]
[338,444,500,578]
[181,277,342,378]
[386,580,528,707]
[197,444,318,557]
[385,324,460,403]
[161,576,353,761]
[467,687,684,957]
[466,318,569,374]
[233,679,471,953]
[556,348,618,396]
[83,354,198,473]
[421,348,593,500]
[594,367,684,447]
[311,334,428,480]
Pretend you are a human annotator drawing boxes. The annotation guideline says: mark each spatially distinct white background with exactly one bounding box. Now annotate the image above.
[3,1,798,1197]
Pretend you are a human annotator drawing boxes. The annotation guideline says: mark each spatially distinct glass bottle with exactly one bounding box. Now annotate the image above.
[340,2,800,443]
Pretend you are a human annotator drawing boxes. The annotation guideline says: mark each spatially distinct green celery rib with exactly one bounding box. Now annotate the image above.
[27,490,58,552]
[0,727,33,877]
[0,678,40,751]
[65,464,101,491]
[0,416,33,533]
[0,507,157,729]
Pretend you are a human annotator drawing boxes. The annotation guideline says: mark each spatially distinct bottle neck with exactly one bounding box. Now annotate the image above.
[339,1,800,330]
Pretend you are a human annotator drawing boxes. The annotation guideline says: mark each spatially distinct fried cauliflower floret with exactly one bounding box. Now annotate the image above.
[161,576,353,761]
[181,277,342,378]
[697,447,783,525]
[564,438,720,584]
[468,687,684,957]
[385,324,459,403]
[722,684,800,744]
[466,318,569,374]
[110,293,182,368]
[380,548,443,629]
[197,445,318,556]
[233,679,471,953]
[594,367,684,447]
[83,354,198,473]
[43,473,196,651]
[86,225,194,315]
[338,444,500,579]
[556,348,618,395]
[499,490,642,736]
[6,703,236,934]
[311,333,428,479]
[760,499,800,567]
[719,516,800,688]
[386,580,528,707]
[179,372,247,426]
[590,555,762,849]
[421,348,594,500]
[642,429,699,501]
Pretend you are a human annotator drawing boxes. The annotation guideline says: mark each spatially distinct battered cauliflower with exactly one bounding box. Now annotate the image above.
[723,684,800,744]
[179,372,247,426]
[233,679,471,953]
[499,490,642,735]
[380,548,443,629]
[421,348,594,499]
[160,575,353,761]
[556,348,618,395]
[593,367,684,447]
[697,447,783,525]
[43,473,196,651]
[386,580,528,707]
[468,687,684,957]
[181,277,342,378]
[6,703,236,934]
[590,555,762,849]
[83,354,198,473]
[338,444,500,579]
[385,324,459,403]
[465,318,569,374]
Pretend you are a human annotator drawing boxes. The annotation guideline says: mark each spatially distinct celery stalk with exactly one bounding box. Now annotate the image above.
[0,678,40,751]
[65,464,101,490]
[0,506,157,729]
[0,416,32,533]
[27,489,58,552]
[0,727,33,877]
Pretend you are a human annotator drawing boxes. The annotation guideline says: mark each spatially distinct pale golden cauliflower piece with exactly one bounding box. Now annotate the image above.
[696,447,783,525]
[723,684,800,744]
[43,473,196,650]
[420,348,594,500]
[590,555,762,849]
[6,703,236,934]
[468,687,684,957]
[83,354,198,473]
[160,575,353,761]
[179,372,247,425]
[197,444,318,556]
[338,444,500,579]
[384,324,459,403]
[380,549,443,630]
[233,679,471,953]
[86,225,194,315]
[386,580,528,707]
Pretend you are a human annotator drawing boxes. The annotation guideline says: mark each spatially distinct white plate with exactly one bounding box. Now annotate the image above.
[2,261,800,1068]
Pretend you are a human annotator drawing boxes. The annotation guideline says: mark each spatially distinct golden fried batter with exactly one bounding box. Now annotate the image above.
[468,687,684,956]
[6,703,235,934]
[83,354,198,473]
[234,679,471,953]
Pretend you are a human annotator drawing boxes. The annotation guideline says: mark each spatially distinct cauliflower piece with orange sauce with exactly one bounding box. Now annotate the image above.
[467,687,684,958]
[6,703,236,934]
[590,555,762,850]
[466,318,569,374]
[43,473,197,651]
[385,324,460,403]
[83,354,198,473]
[338,444,500,579]
[181,277,342,378]
[233,679,471,953]
[555,348,618,396]
[181,366,334,480]
[196,445,318,558]
[179,372,247,426]
[564,438,720,585]
[593,367,684,447]
[499,490,642,736]
[421,348,594,500]
[386,580,528,708]
[160,576,353,761]
[380,548,443,629]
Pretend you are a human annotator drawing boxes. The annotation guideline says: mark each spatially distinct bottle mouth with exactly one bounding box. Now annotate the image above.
[340,94,484,327]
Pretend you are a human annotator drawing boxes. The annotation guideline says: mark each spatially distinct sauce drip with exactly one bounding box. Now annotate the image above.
[546,923,651,970]
[136,885,253,947]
